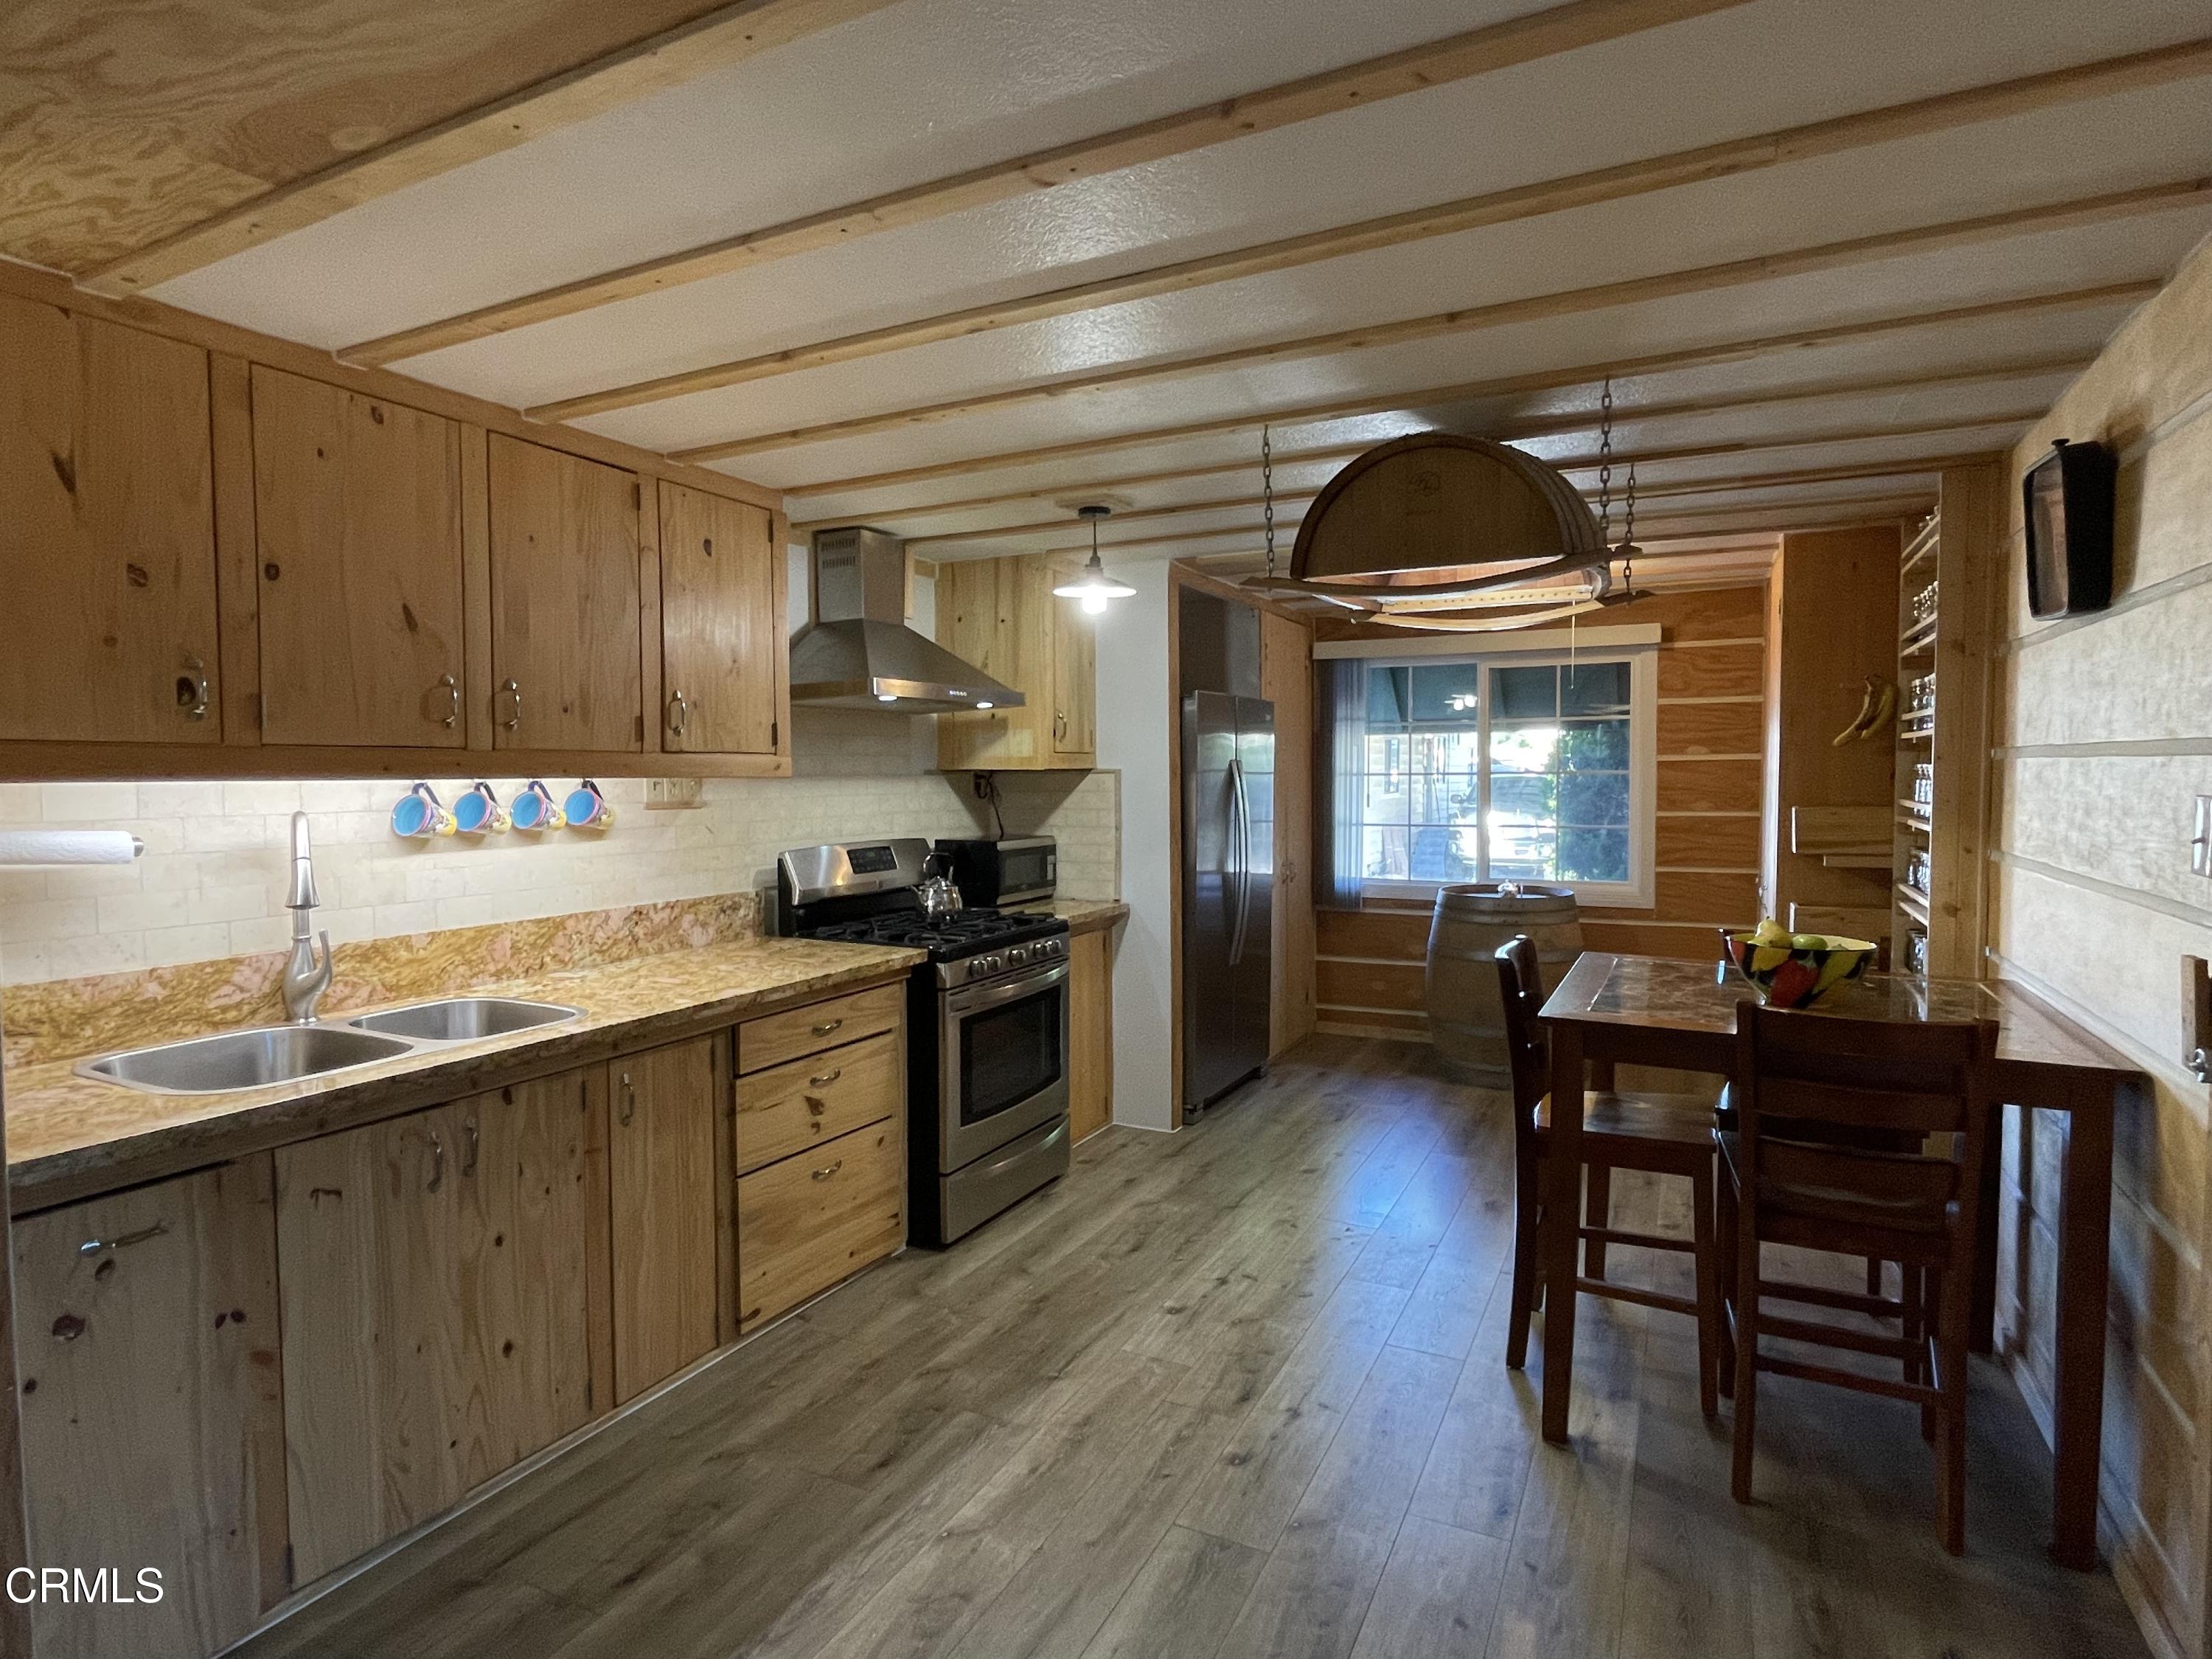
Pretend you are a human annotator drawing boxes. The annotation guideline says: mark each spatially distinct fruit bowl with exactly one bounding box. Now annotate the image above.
[1719,927,1877,1009]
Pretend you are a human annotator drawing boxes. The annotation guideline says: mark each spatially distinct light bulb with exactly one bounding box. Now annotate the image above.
[975,700,994,710]
[1082,591,1109,615]
[876,693,898,703]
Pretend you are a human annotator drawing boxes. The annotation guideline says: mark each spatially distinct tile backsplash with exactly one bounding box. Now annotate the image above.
[0,709,1121,987]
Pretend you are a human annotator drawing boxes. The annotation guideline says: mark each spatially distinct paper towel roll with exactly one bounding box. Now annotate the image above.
[0,830,143,867]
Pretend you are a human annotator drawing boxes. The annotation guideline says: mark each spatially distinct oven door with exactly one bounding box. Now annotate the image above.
[939,959,1070,1172]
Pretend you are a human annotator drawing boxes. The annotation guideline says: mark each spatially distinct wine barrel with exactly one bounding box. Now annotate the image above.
[1425,883,1584,1086]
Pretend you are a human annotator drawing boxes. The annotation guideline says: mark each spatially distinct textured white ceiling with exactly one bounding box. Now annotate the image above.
[132,0,2212,547]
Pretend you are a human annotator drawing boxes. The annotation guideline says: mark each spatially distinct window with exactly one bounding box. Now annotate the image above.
[1348,650,1655,906]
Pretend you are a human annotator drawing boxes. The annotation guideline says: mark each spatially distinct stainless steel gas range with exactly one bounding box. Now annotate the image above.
[775,838,1071,1245]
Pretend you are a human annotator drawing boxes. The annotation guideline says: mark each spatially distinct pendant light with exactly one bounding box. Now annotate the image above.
[1052,504,1135,613]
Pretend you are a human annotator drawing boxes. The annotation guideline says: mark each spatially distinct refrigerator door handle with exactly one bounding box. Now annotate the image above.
[1228,756,1251,967]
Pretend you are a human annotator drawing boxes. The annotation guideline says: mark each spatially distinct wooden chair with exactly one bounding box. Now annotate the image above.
[1496,936,1722,1417]
[1719,1001,1999,1554]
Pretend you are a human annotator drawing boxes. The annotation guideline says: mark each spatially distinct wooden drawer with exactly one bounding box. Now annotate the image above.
[738,981,903,1075]
[736,1029,902,1176]
[737,1118,903,1329]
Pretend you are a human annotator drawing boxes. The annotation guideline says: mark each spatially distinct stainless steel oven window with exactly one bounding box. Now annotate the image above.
[937,960,1071,1171]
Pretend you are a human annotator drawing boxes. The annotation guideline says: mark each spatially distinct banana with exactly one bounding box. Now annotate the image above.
[1832,675,1882,747]
[1857,678,1898,742]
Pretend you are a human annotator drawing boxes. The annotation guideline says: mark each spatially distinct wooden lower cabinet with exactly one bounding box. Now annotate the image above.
[11,1160,287,1659]
[736,1028,902,1175]
[737,1118,904,1332]
[275,1072,609,1583]
[1068,925,1116,1142]
[608,1033,724,1404]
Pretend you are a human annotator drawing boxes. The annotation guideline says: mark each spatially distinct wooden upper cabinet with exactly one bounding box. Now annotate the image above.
[658,481,782,755]
[0,293,220,745]
[936,554,1095,772]
[487,434,642,751]
[250,366,466,747]
[13,1159,288,1659]
[608,1033,723,1403]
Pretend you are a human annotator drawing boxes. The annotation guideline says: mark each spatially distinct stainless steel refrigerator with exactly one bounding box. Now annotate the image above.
[1182,691,1274,1113]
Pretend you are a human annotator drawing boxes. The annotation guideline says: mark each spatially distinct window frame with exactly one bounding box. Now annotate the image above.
[1355,645,1658,909]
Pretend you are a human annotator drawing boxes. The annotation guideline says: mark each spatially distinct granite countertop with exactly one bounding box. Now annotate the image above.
[1028,897,1130,934]
[3,936,922,1212]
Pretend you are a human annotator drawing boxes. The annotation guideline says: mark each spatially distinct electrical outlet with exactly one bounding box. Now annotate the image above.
[644,778,704,810]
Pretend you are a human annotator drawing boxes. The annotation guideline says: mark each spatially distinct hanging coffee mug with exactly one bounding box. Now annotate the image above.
[563,779,615,830]
[509,779,565,832]
[451,782,509,835]
[389,783,456,840]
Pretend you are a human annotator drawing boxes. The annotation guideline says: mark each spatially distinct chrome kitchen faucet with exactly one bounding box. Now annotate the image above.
[281,810,333,1023]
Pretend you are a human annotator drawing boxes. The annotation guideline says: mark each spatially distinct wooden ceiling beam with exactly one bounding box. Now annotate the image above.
[75,0,902,296]
[793,407,2044,532]
[337,0,1757,366]
[788,348,2097,502]
[526,39,2212,420]
[899,448,1998,550]
[673,184,2205,462]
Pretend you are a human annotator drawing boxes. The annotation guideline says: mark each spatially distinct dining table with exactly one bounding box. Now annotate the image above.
[1536,950,2145,1570]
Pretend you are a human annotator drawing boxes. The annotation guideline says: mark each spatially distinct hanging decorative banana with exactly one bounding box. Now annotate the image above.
[1832,675,1899,746]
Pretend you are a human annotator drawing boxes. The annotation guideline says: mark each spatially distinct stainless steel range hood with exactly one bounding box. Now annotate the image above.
[790,526,1024,713]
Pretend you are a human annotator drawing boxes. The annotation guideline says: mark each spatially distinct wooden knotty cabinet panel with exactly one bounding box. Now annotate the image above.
[0,292,220,745]
[658,480,781,755]
[249,366,466,747]
[608,1033,723,1404]
[1068,927,1115,1143]
[487,434,642,752]
[936,554,1096,771]
[12,1159,287,1659]
[737,1118,903,1332]
[275,1073,608,1583]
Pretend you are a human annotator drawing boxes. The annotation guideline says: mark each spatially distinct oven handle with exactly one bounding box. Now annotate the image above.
[945,959,1070,1017]
[1228,755,1252,967]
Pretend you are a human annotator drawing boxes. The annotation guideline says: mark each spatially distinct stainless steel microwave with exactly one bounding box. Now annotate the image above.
[933,836,1056,907]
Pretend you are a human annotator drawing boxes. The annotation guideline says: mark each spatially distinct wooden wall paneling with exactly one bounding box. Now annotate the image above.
[248,366,467,748]
[658,482,780,755]
[1657,757,1765,812]
[1926,464,1998,978]
[1316,958,1427,1012]
[1657,641,1764,698]
[1655,697,1764,757]
[1763,525,1902,931]
[0,294,221,746]
[1260,608,1317,1055]
[486,435,643,752]
[1657,813,1762,868]
[1069,928,1116,1142]
[607,1037,721,1404]
[459,427,495,753]
[1578,920,1728,959]
[209,352,262,745]
[12,1158,287,1659]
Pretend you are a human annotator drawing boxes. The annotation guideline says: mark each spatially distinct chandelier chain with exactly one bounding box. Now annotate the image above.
[1596,377,1614,544]
[1262,424,1276,579]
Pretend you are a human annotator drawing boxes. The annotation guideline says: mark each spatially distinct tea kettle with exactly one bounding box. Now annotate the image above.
[917,852,965,918]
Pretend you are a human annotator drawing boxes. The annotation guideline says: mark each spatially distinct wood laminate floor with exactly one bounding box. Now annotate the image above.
[238,1036,2149,1659]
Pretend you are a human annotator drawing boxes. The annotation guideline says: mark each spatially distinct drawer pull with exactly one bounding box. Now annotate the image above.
[810,1018,844,1037]
[808,1068,842,1087]
[77,1222,167,1258]
[810,1160,843,1181]
[427,1129,445,1193]
[462,1116,479,1177]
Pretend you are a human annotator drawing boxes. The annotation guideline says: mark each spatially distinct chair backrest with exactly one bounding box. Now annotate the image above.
[1732,1001,2000,1234]
[1493,936,1549,1152]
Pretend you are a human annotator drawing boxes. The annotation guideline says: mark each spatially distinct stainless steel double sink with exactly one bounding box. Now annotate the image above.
[76,998,584,1096]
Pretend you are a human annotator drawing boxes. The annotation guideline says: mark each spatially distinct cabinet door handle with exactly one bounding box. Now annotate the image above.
[498,678,523,730]
[619,1071,636,1125]
[810,1160,843,1181]
[810,1018,843,1037]
[178,655,210,722]
[437,673,460,728]
[427,1129,445,1193]
[1054,709,1067,739]
[77,1221,168,1258]
[807,1068,841,1087]
[462,1116,479,1177]
[667,690,690,737]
